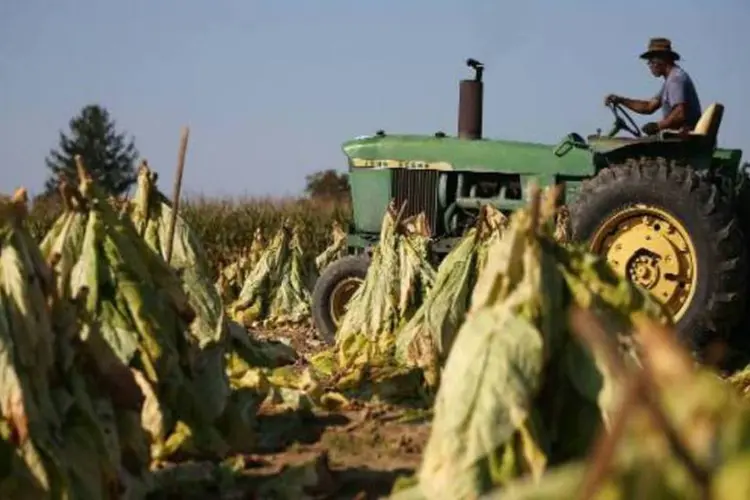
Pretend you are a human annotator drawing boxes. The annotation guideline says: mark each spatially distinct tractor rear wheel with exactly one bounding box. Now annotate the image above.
[568,157,748,359]
[311,254,370,345]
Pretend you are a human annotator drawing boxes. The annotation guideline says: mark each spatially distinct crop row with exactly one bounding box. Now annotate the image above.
[27,194,352,277]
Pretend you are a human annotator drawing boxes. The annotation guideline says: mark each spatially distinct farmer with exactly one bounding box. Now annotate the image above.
[604,37,703,136]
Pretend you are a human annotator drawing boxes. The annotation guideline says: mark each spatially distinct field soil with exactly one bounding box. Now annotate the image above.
[253,326,430,499]
[243,403,430,499]
[151,326,431,500]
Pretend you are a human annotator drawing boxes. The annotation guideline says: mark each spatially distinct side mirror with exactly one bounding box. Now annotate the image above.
[553,133,588,157]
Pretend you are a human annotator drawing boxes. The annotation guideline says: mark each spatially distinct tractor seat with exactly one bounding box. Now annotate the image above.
[660,102,724,143]
[689,102,724,142]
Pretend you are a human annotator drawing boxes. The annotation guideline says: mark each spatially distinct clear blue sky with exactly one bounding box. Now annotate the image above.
[2,0,748,199]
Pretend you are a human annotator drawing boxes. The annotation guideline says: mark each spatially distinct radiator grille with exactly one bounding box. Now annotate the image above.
[391,169,441,235]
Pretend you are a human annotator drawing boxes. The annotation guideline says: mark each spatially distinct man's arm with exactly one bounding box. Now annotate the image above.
[655,74,689,131]
[605,89,661,114]
[619,96,661,115]
[657,103,687,131]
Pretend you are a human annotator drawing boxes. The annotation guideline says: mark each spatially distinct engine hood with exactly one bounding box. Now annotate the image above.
[342,133,594,177]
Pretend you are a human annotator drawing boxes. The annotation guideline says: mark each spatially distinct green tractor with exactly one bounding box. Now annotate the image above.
[311,58,749,360]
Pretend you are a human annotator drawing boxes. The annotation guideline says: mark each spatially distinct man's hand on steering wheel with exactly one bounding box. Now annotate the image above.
[604,94,624,106]
[604,97,642,138]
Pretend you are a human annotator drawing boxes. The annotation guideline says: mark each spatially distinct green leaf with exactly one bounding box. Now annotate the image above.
[417,305,546,498]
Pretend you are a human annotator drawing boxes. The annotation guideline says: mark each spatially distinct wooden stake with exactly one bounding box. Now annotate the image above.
[74,155,89,183]
[526,181,541,232]
[164,126,190,265]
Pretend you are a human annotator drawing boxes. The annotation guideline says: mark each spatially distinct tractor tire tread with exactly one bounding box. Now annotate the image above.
[569,156,747,357]
[311,253,370,345]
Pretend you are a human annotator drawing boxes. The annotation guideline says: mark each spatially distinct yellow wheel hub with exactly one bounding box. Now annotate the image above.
[589,204,697,322]
[329,277,363,327]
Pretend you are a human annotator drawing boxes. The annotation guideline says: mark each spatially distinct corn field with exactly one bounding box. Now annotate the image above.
[27,193,352,279]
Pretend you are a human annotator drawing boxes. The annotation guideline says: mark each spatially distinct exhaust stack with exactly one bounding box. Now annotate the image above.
[458,58,484,140]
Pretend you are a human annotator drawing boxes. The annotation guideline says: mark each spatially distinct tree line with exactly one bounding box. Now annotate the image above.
[39,104,351,203]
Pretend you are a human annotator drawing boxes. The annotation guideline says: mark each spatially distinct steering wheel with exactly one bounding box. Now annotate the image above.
[608,102,642,138]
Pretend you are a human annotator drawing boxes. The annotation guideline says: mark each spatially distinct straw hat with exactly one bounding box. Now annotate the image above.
[639,37,681,61]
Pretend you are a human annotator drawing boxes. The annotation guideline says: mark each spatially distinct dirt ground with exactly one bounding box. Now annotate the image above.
[254,325,430,498]
[150,326,432,500]
[244,403,431,498]
[252,324,330,359]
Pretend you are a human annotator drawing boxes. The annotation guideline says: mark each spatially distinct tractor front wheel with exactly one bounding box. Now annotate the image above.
[311,254,370,345]
[569,157,747,359]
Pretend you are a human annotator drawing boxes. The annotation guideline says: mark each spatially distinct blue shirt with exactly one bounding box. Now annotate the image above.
[654,66,702,129]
